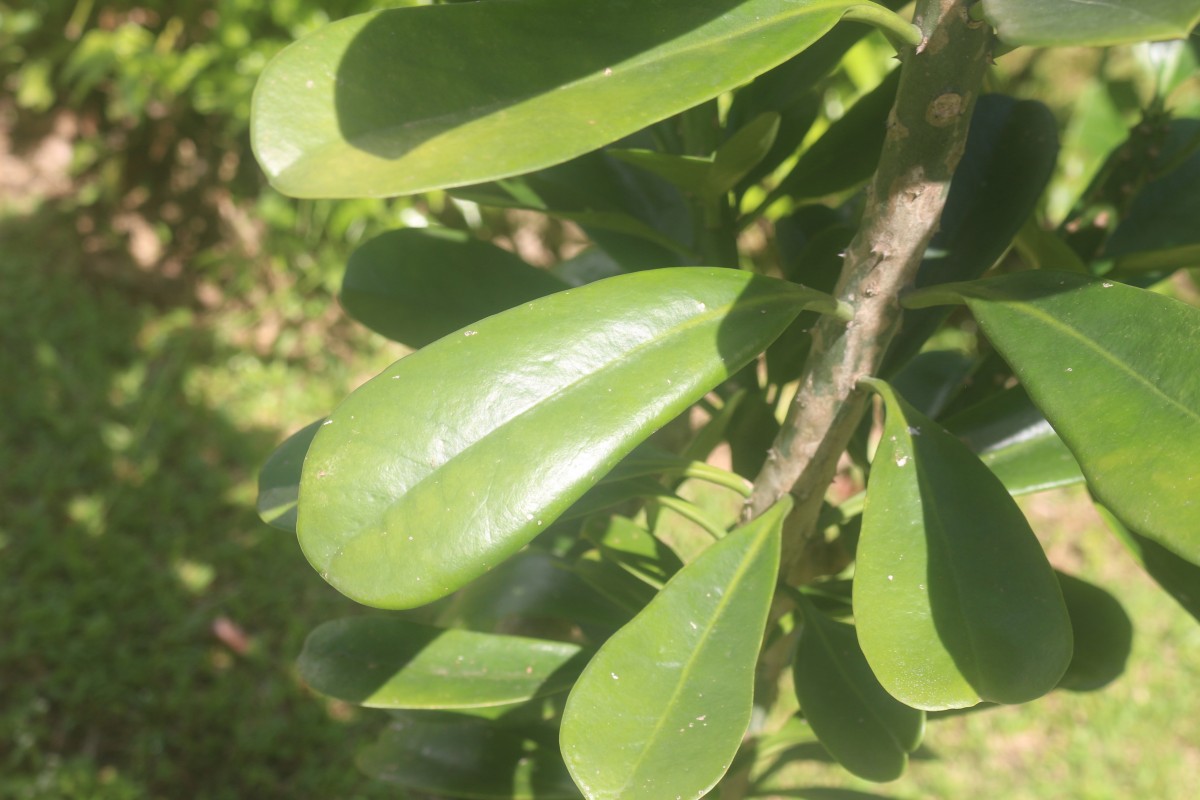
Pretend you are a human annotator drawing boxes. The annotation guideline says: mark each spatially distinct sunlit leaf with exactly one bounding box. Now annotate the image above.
[981,0,1200,47]
[559,499,789,800]
[253,0,866,197]
[299,269,835,609]
[855,379,1072,710]
[904,271,1200,565]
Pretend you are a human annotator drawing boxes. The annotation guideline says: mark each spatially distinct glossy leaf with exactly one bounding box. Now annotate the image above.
[793,600,925,782]
[904,271,1200,565]
[299,268,835,609]
[341,228,568,348]
[252,0,864,198]
[257,419,322,532]
[559,498,790,800]
[981,0,1200,47]
[1055,572,1133,692]
[1099,505,1200,625]
[855,380,1072,710]
[943,387,1085,496]
[360,712,582,799]
[298,617,587,710]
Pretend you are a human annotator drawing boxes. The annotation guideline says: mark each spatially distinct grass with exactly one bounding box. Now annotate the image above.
[0,202,405,799]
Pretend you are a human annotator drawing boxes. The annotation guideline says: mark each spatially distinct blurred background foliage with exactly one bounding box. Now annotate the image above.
[0,1,1197,798]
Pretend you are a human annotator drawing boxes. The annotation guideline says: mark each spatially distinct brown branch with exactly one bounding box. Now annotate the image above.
[745,0,993,585]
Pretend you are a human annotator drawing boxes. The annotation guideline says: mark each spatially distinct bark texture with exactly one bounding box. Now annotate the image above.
[745,0,993,585]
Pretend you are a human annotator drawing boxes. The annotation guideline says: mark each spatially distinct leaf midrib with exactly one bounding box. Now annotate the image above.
[610,524,773,798]
[330,287,813,558]
[972,291,1200,426]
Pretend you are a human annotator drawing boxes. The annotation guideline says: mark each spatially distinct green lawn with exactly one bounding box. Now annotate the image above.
[2,198,1197,799]
[0,203,403,799]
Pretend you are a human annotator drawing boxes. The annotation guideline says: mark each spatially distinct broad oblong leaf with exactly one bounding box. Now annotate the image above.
[559,498,790,800]
[904,271,1200,566]
[299,268,836,609]
[298,617,587,710]
[943,386,1084,496]
[341,228,568,348]
[793,600,925,782]
[982,0,1200,47]
[256,419,322,532]
[360,712,582,799]
[855,380,1072,710]
[251,0,865,197]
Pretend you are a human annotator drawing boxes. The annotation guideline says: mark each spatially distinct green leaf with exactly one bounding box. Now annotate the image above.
[1055,572,1133,692]
[360,712,582,799]
[1099,504,1200,625]
[904,271,1200,565]
[559,498,790,800]
[582,516,684,589]
[709,112,782,197]
[607,112,781,201]
[479,146,696,271]
[573,550,659,617]
[251,0,864,198]
[438,551,632,636]
[299,268,835,609]
[256,419,322,533]
[943,387,1085,496]
[605,150,714,198]
[855,380,1072,710]
[298,617,587,710]
[341,228,568,348]
[1107,119,1200,272]
[793,600,925,782]
[981,0,1200,47]
[763,67,900,208]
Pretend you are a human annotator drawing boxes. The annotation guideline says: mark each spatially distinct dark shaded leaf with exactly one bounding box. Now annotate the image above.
[341,228,567,348]
[298,617,587,710]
